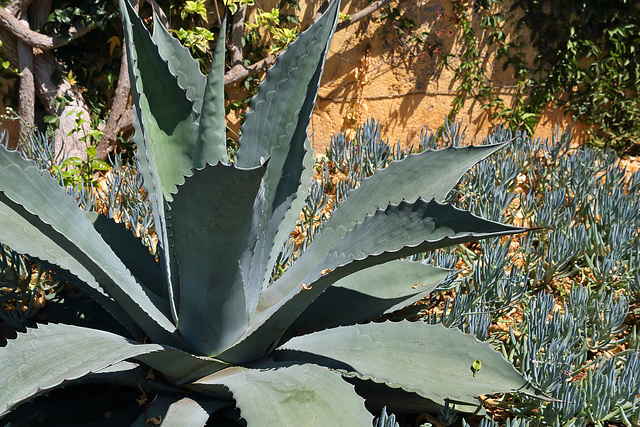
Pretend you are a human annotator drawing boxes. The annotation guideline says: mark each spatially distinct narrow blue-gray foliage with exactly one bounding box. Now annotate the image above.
[374,121,639,426]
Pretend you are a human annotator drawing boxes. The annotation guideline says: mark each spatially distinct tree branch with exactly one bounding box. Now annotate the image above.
[5,0,34,16]
[313,1,330,22]
[224,55,275,86]
[336,0,395,31]
[0,6,95,50]
[222,0,395,86]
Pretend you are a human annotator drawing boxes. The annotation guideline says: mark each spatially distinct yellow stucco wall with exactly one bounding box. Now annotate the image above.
[292,0,589,153]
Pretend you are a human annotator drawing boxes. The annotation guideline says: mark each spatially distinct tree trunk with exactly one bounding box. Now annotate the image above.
[30,0,90,160]
[16,16,33,148]
[5,1,34,149]
[33,49,92,160]
[97,44,130,159]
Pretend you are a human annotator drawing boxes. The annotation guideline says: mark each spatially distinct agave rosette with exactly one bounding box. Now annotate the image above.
[0,0,538,424]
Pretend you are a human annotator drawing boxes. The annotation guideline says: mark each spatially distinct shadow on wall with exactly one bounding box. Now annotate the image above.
[309,0,589,153]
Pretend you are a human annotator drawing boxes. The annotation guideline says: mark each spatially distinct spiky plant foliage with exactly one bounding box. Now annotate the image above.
[0,0,538,424]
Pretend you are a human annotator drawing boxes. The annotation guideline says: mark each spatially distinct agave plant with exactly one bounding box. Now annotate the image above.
[0,0,538,424]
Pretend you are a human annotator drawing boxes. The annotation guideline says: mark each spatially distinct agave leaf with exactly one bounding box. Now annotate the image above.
[151,12,206,116]
[168,162,267,356]
[132,396,229,427]
[236,0,339,301]
[19,253,143,337]
[88,213,167,301]
[325,143,512,218]
[0,323,163,419]
[120,0,193,321]
[289,259,450,334]
[275,321,538,400]
[222,199,526,362]
[120,0,199,199]
[308,199,525,276]
[191,361,373,426]
[347,378,484,415]
[42,291,134,338]
[194,14,228,167]
[82,361,184,394]
[135,348,228,385]
[54,340,228,395]
[235,0,338,168]
[258,137,316,294]
[0,146,179,344]
[261,143,510,306]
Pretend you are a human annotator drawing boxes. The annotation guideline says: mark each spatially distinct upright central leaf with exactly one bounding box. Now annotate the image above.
[235,0,340,317]
[120,0,197,322]
[168,163,267,356]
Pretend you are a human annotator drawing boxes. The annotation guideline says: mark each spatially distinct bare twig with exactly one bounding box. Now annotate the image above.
[212,0,221,27]
[224,55,275,86]
[336,0,395,31]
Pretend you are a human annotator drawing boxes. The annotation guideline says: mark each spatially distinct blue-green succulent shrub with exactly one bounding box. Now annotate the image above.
[347,122,640,426]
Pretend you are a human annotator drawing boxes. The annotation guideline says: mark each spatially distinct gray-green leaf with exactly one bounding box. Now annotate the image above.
[275,321,538,399]
[290,259,450,333]
[192,361,372,426]
[0,323,163,418]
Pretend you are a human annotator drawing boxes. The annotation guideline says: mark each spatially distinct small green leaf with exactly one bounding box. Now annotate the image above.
[86,129,104,139]
[183,0,208,22]
[43,115,59,124]
[87,145,97,157]
[62,156,83,166]
[90,159,112,171]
